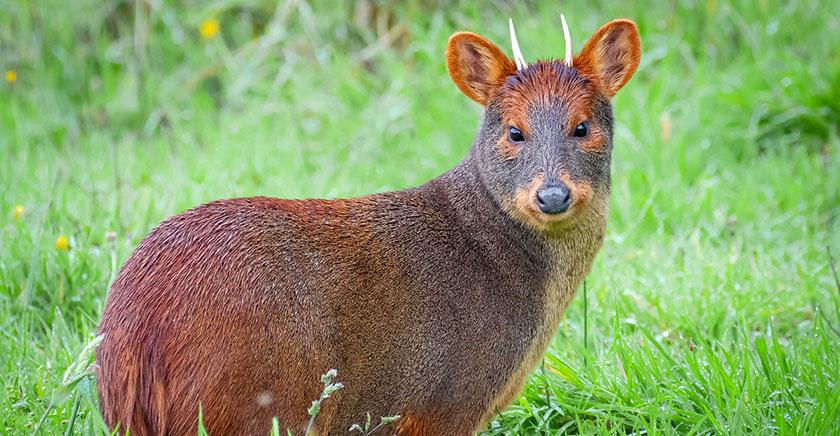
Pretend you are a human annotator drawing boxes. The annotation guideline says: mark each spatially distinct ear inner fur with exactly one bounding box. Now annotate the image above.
[573,19,641,97]
[446,32,517,105]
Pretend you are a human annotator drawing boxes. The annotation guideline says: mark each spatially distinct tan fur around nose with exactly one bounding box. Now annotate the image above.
[509,171,598,232]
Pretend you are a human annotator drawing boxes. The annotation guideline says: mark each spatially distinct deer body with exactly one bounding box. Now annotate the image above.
[97,18,640,435]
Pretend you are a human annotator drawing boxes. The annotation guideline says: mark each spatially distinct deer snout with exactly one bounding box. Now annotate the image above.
[536,182,571,215]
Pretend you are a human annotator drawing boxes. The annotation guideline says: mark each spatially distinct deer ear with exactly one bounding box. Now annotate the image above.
[446,32,517,106]
[573,19,641,98]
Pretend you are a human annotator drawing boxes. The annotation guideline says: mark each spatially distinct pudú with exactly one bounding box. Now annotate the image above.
[97,15,641,435]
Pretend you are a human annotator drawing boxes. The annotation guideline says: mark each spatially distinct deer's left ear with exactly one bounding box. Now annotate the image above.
[574,19,641,98]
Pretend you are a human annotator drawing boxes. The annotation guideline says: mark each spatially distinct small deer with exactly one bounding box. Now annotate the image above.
[97,16,640,435]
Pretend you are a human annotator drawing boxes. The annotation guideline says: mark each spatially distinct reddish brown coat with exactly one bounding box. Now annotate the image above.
[97,18,641,435]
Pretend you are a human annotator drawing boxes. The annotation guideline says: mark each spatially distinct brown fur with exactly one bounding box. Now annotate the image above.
[97,18,641,435]
[497,134,521,160]
[501,63,595,123]
[480,192,607,428]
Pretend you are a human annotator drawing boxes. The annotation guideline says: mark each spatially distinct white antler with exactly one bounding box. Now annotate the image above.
[508,18,527,70]
[561,14,572,67]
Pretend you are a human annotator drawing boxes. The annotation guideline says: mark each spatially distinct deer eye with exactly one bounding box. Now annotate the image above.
[508,127,525,143]
[573,122,589,137]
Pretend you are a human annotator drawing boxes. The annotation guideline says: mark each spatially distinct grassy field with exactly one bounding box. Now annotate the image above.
[2,0,839,434]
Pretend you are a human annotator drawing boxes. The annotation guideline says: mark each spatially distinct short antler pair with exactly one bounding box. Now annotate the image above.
[508,14,572,69]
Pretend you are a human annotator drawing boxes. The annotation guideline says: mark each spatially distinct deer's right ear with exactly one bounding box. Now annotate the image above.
[446,32,517,106]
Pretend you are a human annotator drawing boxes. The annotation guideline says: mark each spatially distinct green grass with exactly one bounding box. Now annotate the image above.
[2,0,839,434]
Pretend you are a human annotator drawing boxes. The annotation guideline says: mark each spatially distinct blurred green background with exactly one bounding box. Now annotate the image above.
[2,0,839,434]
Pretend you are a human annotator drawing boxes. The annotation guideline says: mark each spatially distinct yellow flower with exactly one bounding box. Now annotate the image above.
[660,111,673,144]
[5,70,16,84]
[55,235,69,251]
[12,205,25,220]
[199,19,220,40]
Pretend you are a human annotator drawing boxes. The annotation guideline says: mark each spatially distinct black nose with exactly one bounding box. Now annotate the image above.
[536,183,572,215]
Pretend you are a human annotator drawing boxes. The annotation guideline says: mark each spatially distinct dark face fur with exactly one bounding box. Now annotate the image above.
[446,20,641,233]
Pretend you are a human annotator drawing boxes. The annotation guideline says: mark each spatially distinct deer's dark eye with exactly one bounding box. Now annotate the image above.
[573,122,589,137]
[508,127,525,143]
